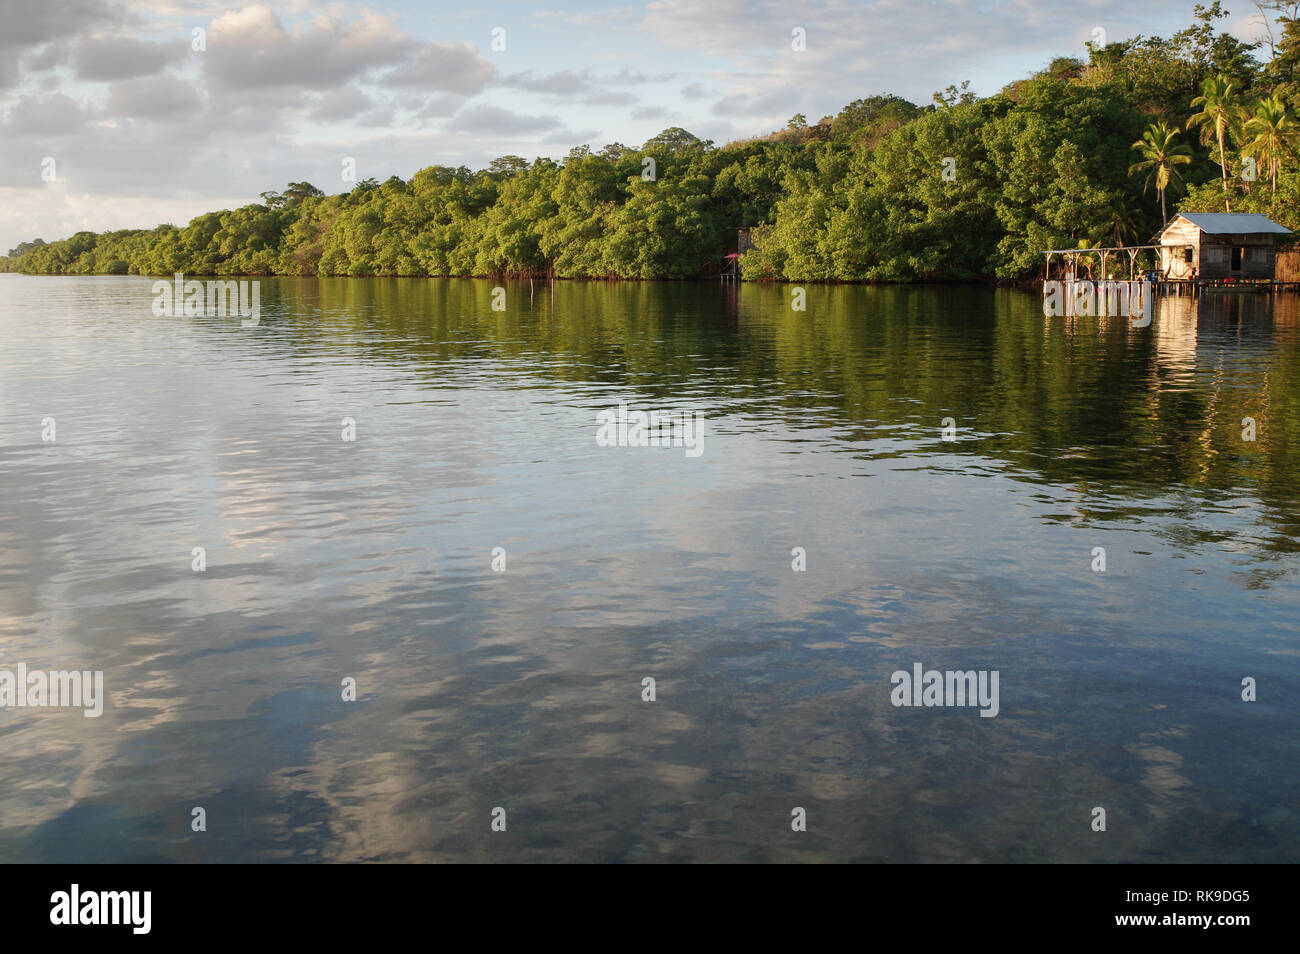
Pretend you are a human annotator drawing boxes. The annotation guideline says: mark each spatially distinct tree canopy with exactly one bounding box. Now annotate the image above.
[7,4,1300,283]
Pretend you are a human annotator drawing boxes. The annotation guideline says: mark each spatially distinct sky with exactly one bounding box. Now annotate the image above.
[0,0,1277,253]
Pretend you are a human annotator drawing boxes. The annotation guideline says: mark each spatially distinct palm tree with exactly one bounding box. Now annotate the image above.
[1188,74,1242,210]
[1075,238,1099,279]
[1106,204,1141,248]
[1129,121,1193,225]
[1241,96,1297,195]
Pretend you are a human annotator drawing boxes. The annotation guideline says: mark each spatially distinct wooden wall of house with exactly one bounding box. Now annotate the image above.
[1160,223,1281,279]
[1248,244,1277,280]
[1159,218,1201,279]
[1198,242,1228,278]
[1160,245,1196,279]
[1198,235,1276,278]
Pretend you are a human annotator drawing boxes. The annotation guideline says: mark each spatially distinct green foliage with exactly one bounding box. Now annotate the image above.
[1130,119,1195,222]
[1242,94,1298,191]
[5,7,1299,283]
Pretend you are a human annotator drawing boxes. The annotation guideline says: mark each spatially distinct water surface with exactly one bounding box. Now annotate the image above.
[0,275,1297,862]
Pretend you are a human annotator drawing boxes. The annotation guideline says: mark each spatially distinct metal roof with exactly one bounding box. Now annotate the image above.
[1166,213,1292,235]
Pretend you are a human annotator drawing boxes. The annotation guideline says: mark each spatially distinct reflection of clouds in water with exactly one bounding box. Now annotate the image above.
[1,277,1298,861]
[1126,742,1189,811]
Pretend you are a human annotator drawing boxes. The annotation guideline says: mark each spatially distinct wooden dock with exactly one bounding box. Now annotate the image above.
[1042,277,1300,298]
[1150,278,1300,295]
[1043,224,1300,299]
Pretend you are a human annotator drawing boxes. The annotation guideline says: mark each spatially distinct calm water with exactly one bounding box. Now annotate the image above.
[0,274,1297,863]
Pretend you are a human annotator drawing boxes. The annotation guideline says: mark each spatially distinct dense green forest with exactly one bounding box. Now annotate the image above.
[7,3,1300,283]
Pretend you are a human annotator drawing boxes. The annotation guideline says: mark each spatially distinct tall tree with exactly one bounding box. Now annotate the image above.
[1130,121,1193,223]
[1188,74,1243,209]
[1242,95,1297,193]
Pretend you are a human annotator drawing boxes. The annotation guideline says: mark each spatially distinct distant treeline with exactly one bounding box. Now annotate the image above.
[7,4,1300,283]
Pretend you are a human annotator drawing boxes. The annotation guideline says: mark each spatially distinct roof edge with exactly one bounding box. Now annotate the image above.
[1160,212,1292,235]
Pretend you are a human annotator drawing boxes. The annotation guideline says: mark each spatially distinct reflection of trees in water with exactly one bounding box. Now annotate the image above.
[243,278,1300,563]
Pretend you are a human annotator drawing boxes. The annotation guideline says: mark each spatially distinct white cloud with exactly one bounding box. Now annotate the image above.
[1,92,95,138]
[106,75,201,118]
[444,105,562,135]
[380,42,496,95]
[74,35,182,81]
[0,0,1269,253]
[205,4,418,90]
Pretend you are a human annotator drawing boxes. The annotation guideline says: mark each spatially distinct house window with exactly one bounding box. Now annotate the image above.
[1184,249,1193,263]
[1232,247,1243,271]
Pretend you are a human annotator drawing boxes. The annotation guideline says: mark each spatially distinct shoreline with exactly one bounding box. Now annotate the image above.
[0,270,1042,289]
